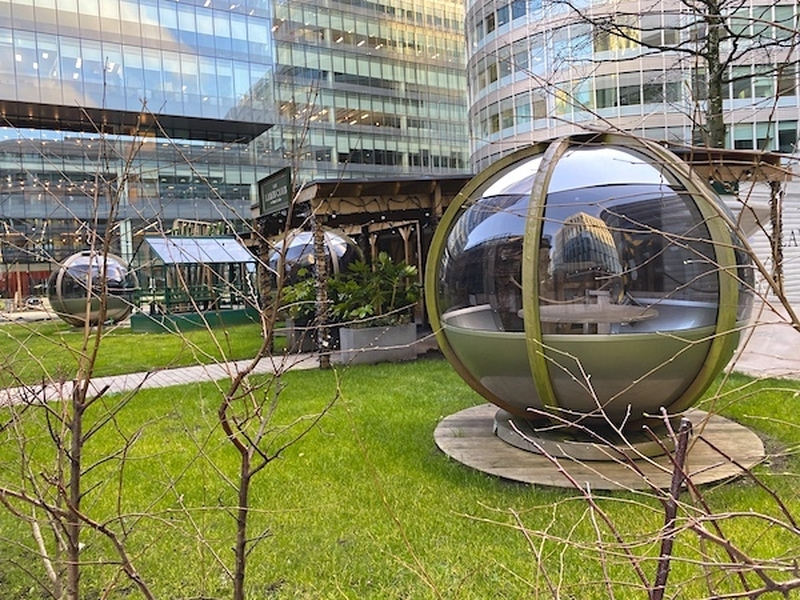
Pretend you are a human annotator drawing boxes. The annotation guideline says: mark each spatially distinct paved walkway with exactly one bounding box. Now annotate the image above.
[729,300,800,380]
[0,352,320,407]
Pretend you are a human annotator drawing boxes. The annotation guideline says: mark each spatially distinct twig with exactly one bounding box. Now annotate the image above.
[652,417,692,600]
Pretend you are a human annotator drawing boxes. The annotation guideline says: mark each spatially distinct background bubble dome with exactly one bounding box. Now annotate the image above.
[48,251,137,327]
[267,228,362,282]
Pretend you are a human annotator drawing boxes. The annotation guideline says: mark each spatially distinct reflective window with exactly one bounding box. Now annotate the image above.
[438,146,749,336]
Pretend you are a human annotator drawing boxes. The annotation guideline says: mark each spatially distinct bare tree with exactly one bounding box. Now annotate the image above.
[0,100,342,599]
[0,110,159,600]
[549,0,800,148]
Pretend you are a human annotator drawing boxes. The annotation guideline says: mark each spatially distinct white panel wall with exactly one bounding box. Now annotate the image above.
[729,180,800,310]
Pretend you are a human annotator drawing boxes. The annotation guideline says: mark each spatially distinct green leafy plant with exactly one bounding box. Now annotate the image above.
[329,252,420,328]
[280,267,318,324]
[280,253,421,328]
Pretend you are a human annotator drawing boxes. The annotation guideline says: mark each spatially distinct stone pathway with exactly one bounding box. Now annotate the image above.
[729,301,800,380]
[0,353,319,407]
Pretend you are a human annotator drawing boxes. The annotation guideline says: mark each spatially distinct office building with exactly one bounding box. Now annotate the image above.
[464,0,800,304]
[0,0,469,297]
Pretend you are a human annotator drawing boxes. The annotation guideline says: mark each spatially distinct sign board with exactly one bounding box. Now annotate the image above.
[258,167,292,217]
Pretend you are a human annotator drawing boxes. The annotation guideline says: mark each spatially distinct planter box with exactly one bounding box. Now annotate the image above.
[281,320,342,354]
[284,318,317,353]
[130,307,259,333]
[333,322,416,365]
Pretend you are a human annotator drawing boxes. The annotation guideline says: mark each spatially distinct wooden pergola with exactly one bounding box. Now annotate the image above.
[668,145,790,184]
[668,145,792,293]
[259,175,473,277]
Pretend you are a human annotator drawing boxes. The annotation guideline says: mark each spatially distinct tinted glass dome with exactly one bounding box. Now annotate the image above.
[48,251,138,326]
[268,228,362,282]
[426,134,753,428]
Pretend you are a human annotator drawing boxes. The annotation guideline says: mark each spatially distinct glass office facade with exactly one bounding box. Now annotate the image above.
[1,0,274,123]
[465,0,800,172]
[267,0,468,175]
[0,0,468,297]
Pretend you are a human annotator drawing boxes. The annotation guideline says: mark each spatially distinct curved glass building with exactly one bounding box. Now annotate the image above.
[0,0,468,297]
[465,0,800,172]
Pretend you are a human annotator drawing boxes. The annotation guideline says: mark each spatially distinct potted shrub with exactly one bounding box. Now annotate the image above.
[329,252,421,364]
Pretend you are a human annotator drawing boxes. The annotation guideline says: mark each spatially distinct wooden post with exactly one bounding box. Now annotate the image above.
[769,180,784,295]
[369,232,378,264]
[398,225,412,265]
[311,210,330,369]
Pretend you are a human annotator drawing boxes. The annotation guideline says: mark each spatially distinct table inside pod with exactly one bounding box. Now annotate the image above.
[533,303,658,333]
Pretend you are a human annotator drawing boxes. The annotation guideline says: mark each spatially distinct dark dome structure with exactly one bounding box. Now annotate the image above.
[426,134,754,431]
[48,251,138,327]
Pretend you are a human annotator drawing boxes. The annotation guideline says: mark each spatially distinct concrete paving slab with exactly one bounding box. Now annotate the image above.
[730,301,800,380]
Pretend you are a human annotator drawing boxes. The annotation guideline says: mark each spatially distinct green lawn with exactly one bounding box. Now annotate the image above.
[0,320,268,386]
[0,352,799,598]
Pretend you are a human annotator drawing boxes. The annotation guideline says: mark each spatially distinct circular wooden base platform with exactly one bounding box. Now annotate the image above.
[434,404,765,490]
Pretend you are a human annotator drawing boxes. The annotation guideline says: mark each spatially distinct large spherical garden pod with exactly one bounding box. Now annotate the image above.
[48,251,138,327]
[426,133,754,441]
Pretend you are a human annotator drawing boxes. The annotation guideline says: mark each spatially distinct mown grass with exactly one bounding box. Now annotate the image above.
[0,356,799,598]
[0,320,268,386]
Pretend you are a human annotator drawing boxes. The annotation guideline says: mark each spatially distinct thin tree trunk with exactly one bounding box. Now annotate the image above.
[233,454,251,600]
[67,383,84,600]
[312,211,331,369]
[652,418,692,600]
[769,181,785,295]
[705,4,726,148]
